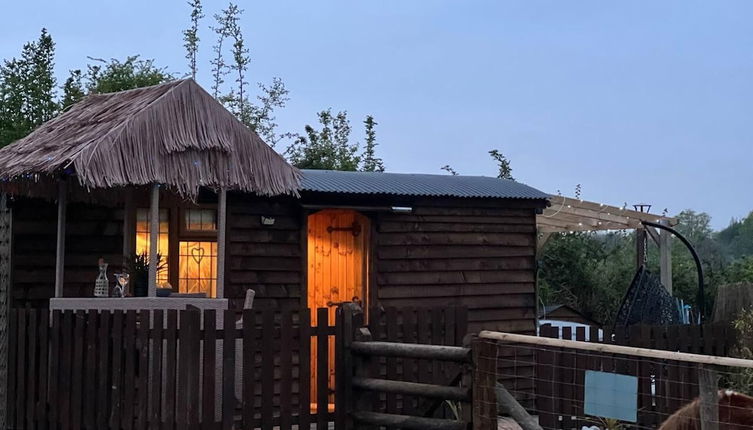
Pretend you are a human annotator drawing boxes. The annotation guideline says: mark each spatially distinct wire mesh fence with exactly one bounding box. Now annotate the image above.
[475,324,753,429]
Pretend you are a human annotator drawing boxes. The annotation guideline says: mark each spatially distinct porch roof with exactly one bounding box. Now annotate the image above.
[0,79,301,199]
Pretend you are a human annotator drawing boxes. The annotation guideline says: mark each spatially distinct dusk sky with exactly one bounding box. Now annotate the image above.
[2,1,751,229]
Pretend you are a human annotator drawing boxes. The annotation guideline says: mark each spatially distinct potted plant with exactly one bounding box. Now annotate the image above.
[126,252,166,297]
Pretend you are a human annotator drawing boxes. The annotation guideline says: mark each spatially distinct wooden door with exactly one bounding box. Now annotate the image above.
[307,209,370,410]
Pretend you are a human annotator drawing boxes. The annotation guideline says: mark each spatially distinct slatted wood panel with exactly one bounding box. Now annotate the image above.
[6,308,338,429]
[7,305,466,429]
[532,323,737,428]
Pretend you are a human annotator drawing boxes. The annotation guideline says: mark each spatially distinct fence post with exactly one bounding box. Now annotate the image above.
[336,303,356,430]
[472,337,497,430]
[698,365,719,430]
[350,306,376,430]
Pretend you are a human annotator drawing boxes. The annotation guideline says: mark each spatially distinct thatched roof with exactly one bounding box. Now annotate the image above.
[0,79,300,199]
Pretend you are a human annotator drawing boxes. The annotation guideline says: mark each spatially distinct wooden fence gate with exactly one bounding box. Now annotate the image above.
[338,303,475,430]
[6,305,468,430]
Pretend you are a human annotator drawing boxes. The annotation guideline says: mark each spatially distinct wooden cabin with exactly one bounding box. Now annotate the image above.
[0,79,550,336]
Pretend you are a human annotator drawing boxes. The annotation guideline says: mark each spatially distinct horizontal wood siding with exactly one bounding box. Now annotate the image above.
[11,198,124,308]
[375,199,539,335]
[225,195,303,310]
[374,199,540,409]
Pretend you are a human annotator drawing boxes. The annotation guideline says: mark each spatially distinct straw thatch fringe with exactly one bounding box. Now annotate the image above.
[0,79,300,199]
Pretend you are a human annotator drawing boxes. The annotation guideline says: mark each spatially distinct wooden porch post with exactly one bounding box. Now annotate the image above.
[148,184,159,297]
[122,188,134,267]
[54,180,67,298]
[216,188,227,299]
[659,220,673,294]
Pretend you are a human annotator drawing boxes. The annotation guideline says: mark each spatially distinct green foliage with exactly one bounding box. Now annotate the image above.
[243,78,290,147]
[724,256,753,283]
[730,308,753,393]
[541,210,753,325]
[83,56,172,94]
[441,165,459,175]
[539,231,635,325]
[209,5,233,98]
[0,28,57,147]
[182,0,204,80]
[440,148,513,179]
[361,116,384,172]
[718,211,753,261]
[285,110,386,171]
[489,148,514,180]
[286,109,360,171]
[60,69,85,109]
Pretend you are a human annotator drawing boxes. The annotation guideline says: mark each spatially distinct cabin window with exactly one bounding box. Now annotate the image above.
[184,208,217,232]
[178,241,218,297]
[135,208,170,286]
[135,206,218,297]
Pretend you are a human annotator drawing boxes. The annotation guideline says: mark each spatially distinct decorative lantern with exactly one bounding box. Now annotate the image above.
[94,258,109,297]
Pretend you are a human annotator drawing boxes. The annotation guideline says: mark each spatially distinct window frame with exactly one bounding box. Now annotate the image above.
[131,194,219,297]
[179,206,218,238]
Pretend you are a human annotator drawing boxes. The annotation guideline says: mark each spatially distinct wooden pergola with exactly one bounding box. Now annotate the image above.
[537,195,678,293]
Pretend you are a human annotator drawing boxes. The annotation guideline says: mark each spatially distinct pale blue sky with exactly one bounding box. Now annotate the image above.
[2,1,752,229]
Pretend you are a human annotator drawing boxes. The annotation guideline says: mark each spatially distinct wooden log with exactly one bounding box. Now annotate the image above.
[352,411,467,430]
[352,377,469,401]
[479,331,753,368]
[496,383,542,430]
[698,366,719,430]
[351,341,470,362]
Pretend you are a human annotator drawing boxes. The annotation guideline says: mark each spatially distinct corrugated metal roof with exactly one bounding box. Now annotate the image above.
[300,169,550,200]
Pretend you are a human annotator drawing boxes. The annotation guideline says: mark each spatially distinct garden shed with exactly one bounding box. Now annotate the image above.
[0,78,551,337]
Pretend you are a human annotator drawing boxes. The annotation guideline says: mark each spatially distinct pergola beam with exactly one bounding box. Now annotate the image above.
[538,195,676,234]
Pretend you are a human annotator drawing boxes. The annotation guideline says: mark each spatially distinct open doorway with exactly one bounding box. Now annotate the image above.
[306,209,370,411]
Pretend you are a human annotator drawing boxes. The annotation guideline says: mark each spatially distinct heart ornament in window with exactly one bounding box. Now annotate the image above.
[191,246,205,264]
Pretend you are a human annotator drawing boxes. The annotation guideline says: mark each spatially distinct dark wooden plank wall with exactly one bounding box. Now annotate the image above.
[374,199,539,335]
[11,198,124,308]
[225,195,303,311]
[373,198,541,409]
[10,194,543,348]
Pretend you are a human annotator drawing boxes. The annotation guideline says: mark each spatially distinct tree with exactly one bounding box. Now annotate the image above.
[59,56,172,110]
[489,148,514,180]
[441,165,459,175]
[440,148,514,179]
[0,28,57,147]
[182,0,204,80]
[286,109,360,171]
[244,78,290,147]
[60,69,85,109]
[360,116,384,172]
[209,5,233,99]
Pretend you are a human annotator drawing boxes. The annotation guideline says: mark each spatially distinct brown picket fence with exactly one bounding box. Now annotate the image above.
[6,305,468,430]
